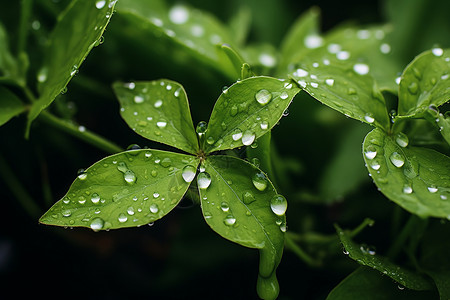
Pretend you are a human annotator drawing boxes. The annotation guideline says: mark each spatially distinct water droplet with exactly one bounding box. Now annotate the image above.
[395,132,409,148]
[347,87,357,95]
[230,105,238,116]
[284,82,293,89]
[156,120,167,128]
[293,68,308,77]
[270,194,287,216]
[62,209,71,217]
[432,48,444,57]
[304,34,323,49]
[117,161,128,173]
[380,43,391,54]
[77,169,87,180]
[428,186,438,193]
[403,185,413,194]
[134,95,144,103]
[160,157,172,168]
[259,53,276,67]
[336,51,350,60]
[169,5,189,24]
[206,137,215,145]
[95,0,106,9]
[90,217,104,230]
[255,89,272,105]
[118,213,128,223]
[280,92,288,100]
[196,121,207,136]
[224,215,236,226]
[70,65,78,77]
[243,191,256,204]
[408,82,418,94]
[37,67,48,83]
[327,43,341,54]
[154,99,163,108]
[364,146,377,160]
[197,172,212,189]
[232,128,243,141]
[91,193,100,204]
[390,152,405,168]
[182,165,196,183]
[325,78,334,86]
[149,204,159,213]
[310,82,319,88]
[124,170,136,184]
[353,63,369,75]
[370,160,381,170]
[260,121,269,130]
[364,113,375,123]
[220,202,230,212]
[252,172,268,191]
[441,195,448,200]
[242,130,256,146]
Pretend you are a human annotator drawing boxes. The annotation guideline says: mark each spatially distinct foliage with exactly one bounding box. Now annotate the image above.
[1,0,449,299]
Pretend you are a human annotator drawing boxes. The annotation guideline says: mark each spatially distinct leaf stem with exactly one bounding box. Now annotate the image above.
[348,218,375,238]
[285,232,321,267]
[387,214,425,260]
[0,154,40,218]
[38,111,122,154]
[18,0,33,54]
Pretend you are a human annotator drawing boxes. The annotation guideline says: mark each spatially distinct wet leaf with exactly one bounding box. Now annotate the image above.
[423,105,450,146]
[336,224,434,291]
[398,48,450,118]
[0,86,25,126]
[113,80,199,154]
[204,76,300,153]
[26,0,117,135]
[198,155,285,298]
[40,150,200,230]
[363,128,450,218]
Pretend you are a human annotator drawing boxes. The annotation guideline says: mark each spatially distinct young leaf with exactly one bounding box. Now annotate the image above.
[0,22,20,84]
[204,76,301,153]
[40,149,200,230]
[0,86,25,126]
[117,1,238,79]
[398,48,450,118]
[363,128,450,218]
[423,105,450,146]
[26,0,117,135]
[197,155,285,297]
[335,224,433,291]
[327,267,434,300]
[289,54,391,130]
[113,80,199,154]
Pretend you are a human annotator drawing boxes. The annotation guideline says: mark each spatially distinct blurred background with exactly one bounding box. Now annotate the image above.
[1,0,449,298]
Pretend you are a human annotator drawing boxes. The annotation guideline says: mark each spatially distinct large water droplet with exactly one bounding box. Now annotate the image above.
[432,48,444,57]
[124,170,136,184]
[270,194,287,216]
[369,160,381,170]
[403,185,413,194]
[62,209,71,217]
[77,169,87,180]
[260,121,269,130]
[364,113,375,124]
[220,202,230,212]
[224,215,236,226]
[182,165,196,183]
[325,78,334,86]
[95,0,106,9]
[196,121,207,136]
[353,63,370,75]
[252,172,268,191]
[154,99,163,108]
[90,217,104,230]
[232,128,243,141]
[149,204,159,213]
[255,89,272,105]
[304,34,323,49]
[428,186,438,193]
[364,146,377,160]
[280,92,288,100]
[242,130,256,146]
[390,152,405,168]
[395,132,409,148]
[293,68,308,77]
[91,193,100,204]
[156,120,167,128]
[169,5,189,24]
[118,213,128,223]
[197,172,212,189]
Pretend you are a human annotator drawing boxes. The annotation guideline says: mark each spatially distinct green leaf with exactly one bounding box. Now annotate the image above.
[277,7,321,74]
[423,106,450,146]
[204,76,301,153]
[26,0,117,135]
[197,155,285,297]
[398,48,450,118]
[40,149,200,230]
[289,51,391,130]
[335,224,433,291]
[363,128,450,218]
[0,86,25,126]
[0,22,21,85]
[117,1,238,79]
[327,267,435,300]
[113,80,199,154]
[227,5,251,47]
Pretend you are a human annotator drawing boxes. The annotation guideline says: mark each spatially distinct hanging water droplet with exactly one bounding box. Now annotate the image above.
[364,113,375,124]
[95,0,106,9]
[232,128,243,141]
[182,165,196,183]
[242,130,256,146]
[224,215,236,226]
[390,152,405,168]
[124,170,136,184]
[252,172,268,191]
[255,89,272,105]
[395,132,409,148]
[270,194,288,216]
[364,146,377,160]
[196,121,207,136]
[90,217,104,230]
[243,191,256,204]
[70,65,78,77]
[220,202,230,212]
[197,172,212,189]
[403,185,413,194]
[353,63,370,75]
[91,193,100,204]
[77,169,87,180]
[118,213,128,223]
[149,204,159,213]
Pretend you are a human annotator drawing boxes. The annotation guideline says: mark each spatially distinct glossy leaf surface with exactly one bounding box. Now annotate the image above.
[27,0,116,133]
[363,128,450,218]
[0,86,25,126]
[40,149,200,230]
[113,80,199,154]
[204,76,300,153]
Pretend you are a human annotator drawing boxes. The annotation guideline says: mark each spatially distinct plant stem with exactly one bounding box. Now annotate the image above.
[285,233,321,267]
[18,0,33,54]
[0,154,40,218]
[38,111,122,154]
[387,214,425,260]
[349,218,375,238]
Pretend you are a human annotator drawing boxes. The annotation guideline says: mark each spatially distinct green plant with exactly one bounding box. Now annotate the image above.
[1,0,450,299]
